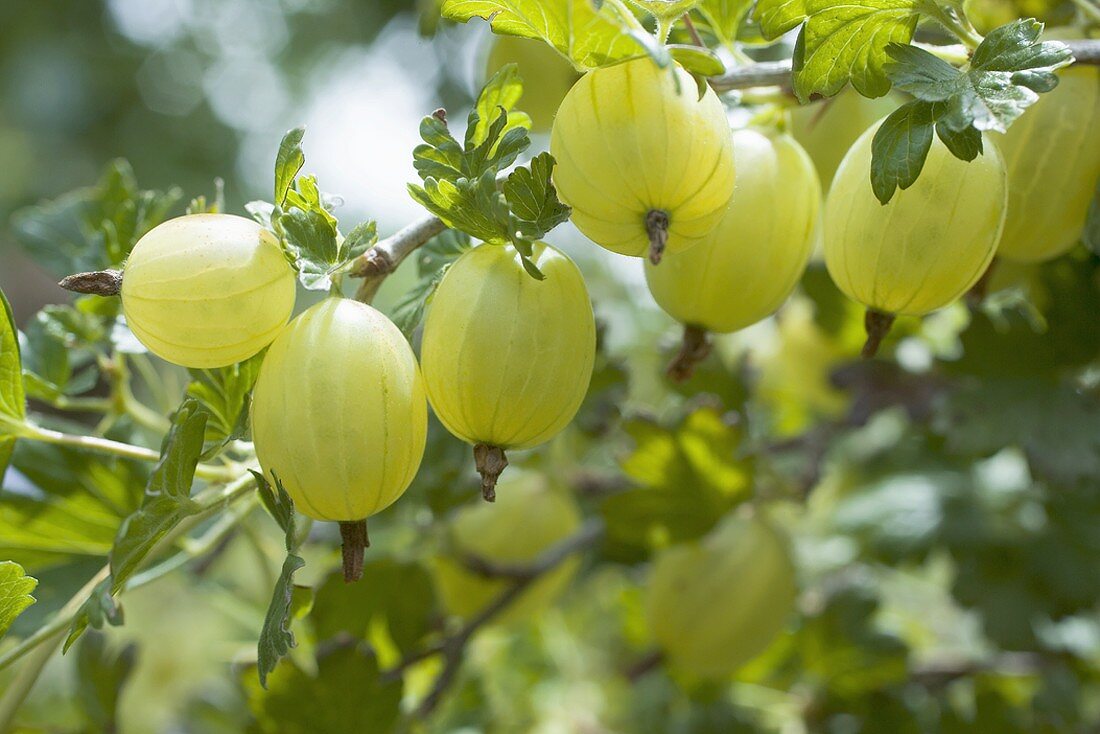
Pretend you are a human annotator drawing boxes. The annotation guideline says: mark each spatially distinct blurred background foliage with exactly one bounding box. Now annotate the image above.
[2,0,1100,733]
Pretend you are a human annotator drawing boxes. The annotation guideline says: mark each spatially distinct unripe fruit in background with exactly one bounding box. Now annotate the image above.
[824,123,1007,356]
[251,297,427,581]
[992,66,1100,263]
[645,128,820,380]
[433,474,582,624]
[420,242,595,501]
[551,58,736,264]
[485,35,579,133]
[646,513,797,679]
[121,214,296,369]
[789,89,904,190]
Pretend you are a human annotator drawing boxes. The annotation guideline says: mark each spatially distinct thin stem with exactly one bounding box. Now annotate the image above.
[656,16,674,44]
[38,395,113,413]
[0,472,256,725]
[21,423,238,483]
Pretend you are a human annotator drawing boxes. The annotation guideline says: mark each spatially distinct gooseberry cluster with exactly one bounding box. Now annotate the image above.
[100,47,1100,680]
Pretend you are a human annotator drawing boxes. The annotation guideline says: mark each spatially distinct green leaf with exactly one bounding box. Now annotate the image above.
[75,632,137,732]
[254,472,306,688]
[790,0,921,101]
[886,21,1072,133]
[471,63,532,147]
[754,0,807,40]
[870,21,1072,202]
[10,159,181,276]
[503,152,572,240]
[342,220,379,262]
[186,178,226,215]
[108,399,207,594]
[243,641,402,734]
[65,577,124,652]
[187,351,266,458]
[667,45,726,77]
[387,230,473,338]
[274,127,306,207]
[1,289,26,471]
[601,408,753,560]
[697,0,757,45]
[939,380,1100,486]
[280,207,342,291]
[869,100,936,204]
[629,0,700,19]
[2,442,145,569]
[310,559,437,652]
[441,0,648,71]
[0,561,37,639]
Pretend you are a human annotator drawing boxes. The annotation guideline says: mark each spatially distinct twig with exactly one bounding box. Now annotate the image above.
[352,214,447,303]
[387,520,604,718]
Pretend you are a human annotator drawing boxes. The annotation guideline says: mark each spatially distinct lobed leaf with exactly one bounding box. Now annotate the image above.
[441,0,646,70]
[254,472,306,688]
[791,0,921,102]
[871,20,1073,203]
[0,561,37,640]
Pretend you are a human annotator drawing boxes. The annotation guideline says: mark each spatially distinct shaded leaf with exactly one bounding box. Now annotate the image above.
[187,351,266,458]
[109,400,207,593]
[254,472,306,688]
[75,632,138,732]
[0,561,37,639]
[243,641,402,734]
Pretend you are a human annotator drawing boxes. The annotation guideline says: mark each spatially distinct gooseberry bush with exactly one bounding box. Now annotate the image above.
[2,0,1100,730]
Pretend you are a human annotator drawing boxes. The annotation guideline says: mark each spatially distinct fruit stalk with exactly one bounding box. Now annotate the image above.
[666,324,712,382]
[339,520,369,583]
[473,444,508,502]
[861,310,897,359]
[646,210,671,265]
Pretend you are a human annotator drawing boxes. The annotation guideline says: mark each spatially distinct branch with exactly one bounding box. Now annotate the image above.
[351,214,447,303]
[710,39,1100,92]
[382,520,604,718]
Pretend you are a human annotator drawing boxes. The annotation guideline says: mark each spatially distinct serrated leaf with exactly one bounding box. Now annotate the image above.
[0,561,37,639]
[869,100,936,204]
[885,22,1072,134]
[790,0,921,101]
[754,0,807,40]
[504,152,572,239]
[387,230,473,337]
[342,220,378,261]
[254,472,305,688]
[280,207,342,291]
[441,0,648,71]
[109,400,207,594]
[871,21,1073,202]
[10,159,181,276]
[187,351,266,458]
[471,63,532,148]
[274,127,306,207]
[697,0,757,45]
